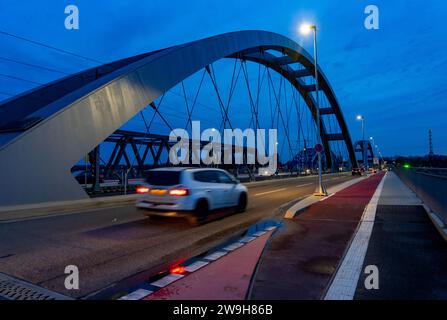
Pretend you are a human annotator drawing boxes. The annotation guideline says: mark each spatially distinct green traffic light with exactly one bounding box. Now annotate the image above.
[403,163,411,169]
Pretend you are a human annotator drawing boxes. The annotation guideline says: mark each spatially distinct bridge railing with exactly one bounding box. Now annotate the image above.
[395,167,447,225]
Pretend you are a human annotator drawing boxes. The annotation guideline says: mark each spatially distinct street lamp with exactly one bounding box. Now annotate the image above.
[370,136,379,168]
[299,23,313,35]
[300,23,327,196]
[356,115,368,171]
[370,136,376,156]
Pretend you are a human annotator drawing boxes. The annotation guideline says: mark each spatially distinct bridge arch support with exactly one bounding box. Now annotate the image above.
[0,31,357,205]
[354,140,375,167]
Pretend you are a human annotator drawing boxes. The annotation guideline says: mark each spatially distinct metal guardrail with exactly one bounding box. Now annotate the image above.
[395,167,447,225]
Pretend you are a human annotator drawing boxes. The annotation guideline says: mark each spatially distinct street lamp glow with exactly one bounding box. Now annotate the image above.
[356,115,364,121]
[299,23,314,35]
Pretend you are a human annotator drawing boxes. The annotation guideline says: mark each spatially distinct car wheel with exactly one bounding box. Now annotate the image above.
[188,199,208,226]
[236,192,247,213]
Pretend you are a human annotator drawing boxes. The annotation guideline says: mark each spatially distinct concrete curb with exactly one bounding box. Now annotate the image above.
[284,175,368,219]
[422,204,447,243]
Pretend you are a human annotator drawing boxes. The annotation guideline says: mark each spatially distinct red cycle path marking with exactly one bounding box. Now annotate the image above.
[146,231,273,300]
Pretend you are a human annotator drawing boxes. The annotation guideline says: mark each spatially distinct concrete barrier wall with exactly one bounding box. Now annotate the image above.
[395,168,447,224]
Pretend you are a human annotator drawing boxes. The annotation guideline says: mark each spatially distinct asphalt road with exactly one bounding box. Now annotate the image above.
[0,173,354,298]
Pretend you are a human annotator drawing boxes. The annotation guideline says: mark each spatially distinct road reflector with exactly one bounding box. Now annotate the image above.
[203,251,227,261]
[240,236,256,243]
[119,289,153,300]
[223,242,244,251]
[151,273,184,287]
[253,231,267,237]
[184,261,209,272]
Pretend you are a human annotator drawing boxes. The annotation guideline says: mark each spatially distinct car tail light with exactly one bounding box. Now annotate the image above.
[169,188,189,196]
[136,186,150,194]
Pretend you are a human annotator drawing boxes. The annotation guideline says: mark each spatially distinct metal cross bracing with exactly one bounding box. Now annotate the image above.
[72,129,261,184]
[354,139,375,168]
[74,52,354,191]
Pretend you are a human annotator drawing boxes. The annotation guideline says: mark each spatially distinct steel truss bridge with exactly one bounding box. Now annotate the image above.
[95,130,259,180]
[0,31,358,206]
[354,139,377,167]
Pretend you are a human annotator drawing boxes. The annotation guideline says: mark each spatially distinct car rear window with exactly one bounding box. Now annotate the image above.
[145,170,181,186]
[193,170,219,183]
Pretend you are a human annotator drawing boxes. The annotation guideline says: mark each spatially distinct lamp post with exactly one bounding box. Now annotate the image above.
[300,23,327,196]
[370,136,377,168]
[356,115,367,171]
[370,137,384,167]
[370,136,375,159]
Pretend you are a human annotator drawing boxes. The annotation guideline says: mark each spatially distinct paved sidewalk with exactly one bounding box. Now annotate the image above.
[377,172,422,206]
[250,173,385,300]
[353,172,447,299]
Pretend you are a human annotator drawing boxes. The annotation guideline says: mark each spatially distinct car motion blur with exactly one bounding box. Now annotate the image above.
[258,167,277,177]
[135,167,248,225]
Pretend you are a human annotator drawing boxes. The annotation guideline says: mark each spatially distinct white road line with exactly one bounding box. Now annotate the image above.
[240,236,256,243]
[254,188,287,196]
[150,273,184,287]
[324,172,387,300]
[319,193,335,202]
[203,251,228,261]
[296,183,313,187]
[119,289,153,300]
[0,203,134,224]
[184,260,209,272]
[223,242,244,251]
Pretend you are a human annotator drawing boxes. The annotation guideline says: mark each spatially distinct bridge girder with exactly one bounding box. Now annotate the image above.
[354,140,375,165]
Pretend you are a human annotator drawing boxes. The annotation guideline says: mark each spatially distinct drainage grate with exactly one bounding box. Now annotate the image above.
[0,273,72,300]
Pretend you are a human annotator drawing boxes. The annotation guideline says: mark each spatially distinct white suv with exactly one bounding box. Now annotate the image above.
[135,167,248,225]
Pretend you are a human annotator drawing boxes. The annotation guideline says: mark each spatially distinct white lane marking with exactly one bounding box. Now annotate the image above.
[150,273,184,287]
[324,173,387,300]
[254,188,287,197]
[119,289,153,300]
[253,230,267,237]
[240,236,256,243]
[0,204,134,224]
[223,242,244,251]
[296,183,313,187]
[184,260,209,272]
[203,251,227,261]
[319,193,335,202]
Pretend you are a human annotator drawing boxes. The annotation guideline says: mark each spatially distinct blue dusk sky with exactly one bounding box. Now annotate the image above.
[0,0,446,157]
